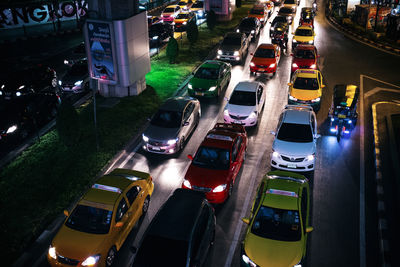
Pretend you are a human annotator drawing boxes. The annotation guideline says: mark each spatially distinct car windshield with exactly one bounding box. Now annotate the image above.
[250,8,264,15]
[192,2,203,8]
[279,7,293,14]
[151,109,182,128]
[240,19,256,28]
[133,235,188,267]
[251,205,301,241]
[295,49,315,59]
[273,16,287,24]
[194,67,219,79]
[192,146,230,170]
[178,1,187,5]
[295,29,313,36]
[163,8,175,13]
[221,36,241,46]
[293,77,319,90]
[65,205,112,234]
[149,24,163,32]
[68,63,87,76]
[254,48,275,58]
[277,122,313,142]
[284,0,296,4]
[229,90,256,106]
[176,13,189,19]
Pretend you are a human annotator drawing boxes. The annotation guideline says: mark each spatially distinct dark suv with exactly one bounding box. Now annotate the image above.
[132,189,216,267]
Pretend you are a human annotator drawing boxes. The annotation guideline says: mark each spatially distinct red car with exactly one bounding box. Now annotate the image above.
[291,44,319,74]
[182,123,247,204]
[249,43,281,76]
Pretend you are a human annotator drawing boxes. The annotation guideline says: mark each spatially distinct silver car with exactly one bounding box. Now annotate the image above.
[142,96,201,154]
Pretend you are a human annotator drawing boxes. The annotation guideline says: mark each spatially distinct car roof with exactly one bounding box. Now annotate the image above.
[262,172,306,210]
[146,189,206,241]
[200,124,241,149]
[200,60,226,69]
[160,96,192,111]
[233,81,260,92]
[282,106,312,125]
[81,169,150,209]
[257,43,275,49]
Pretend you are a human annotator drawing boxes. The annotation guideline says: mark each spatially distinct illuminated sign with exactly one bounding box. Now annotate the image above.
[266,189,298,198]
[206,134,233,141]
[92,183,122,193]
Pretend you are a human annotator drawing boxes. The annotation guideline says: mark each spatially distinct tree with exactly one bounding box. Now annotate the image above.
[236,0,242,8]
[207,9,217,30]
[56,99,81,148]
[186,20,199,46]
[166,36,179,64]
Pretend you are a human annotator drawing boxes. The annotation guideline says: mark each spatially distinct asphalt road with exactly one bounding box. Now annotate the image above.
[14,0,400,266]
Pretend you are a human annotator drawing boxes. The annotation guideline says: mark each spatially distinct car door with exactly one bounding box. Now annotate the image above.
[114,197,131,248]
[300,186,309,247]
[125,185,142,229]
[231,136,243,183]
[182,102,195,139]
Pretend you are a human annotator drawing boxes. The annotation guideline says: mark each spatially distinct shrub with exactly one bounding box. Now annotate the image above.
[207,9,217,30]
[236,0,241,8]
[56,99,81,148]
[186,19,199,45]
[166,36,179,63]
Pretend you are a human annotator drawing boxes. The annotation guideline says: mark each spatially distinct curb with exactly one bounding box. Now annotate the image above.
[325,15,400,57]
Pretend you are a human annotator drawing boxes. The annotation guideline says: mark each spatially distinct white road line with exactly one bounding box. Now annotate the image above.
[224,149,264,267]
[359,75,366,267]
[362,75,400,89]
[118,142,142,168]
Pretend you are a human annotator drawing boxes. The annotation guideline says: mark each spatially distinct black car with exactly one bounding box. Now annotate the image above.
[59,59,89,94]
[271,22,289,47]
[0,89,61,146]
[0,64,58,101]
[132,189,216,267]
[149,23,174,47]
[277,7,295,24]
[236,17,261,41]
[64,42,86,66]
[270,15,290,36]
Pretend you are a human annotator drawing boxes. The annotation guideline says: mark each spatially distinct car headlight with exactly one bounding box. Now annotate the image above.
[183,179,191,189]
[48,246,57,260]
[142,134,149,142]
[209,86,216,91]
[311,97,320,102]
[0,90,2,96]
[269,63,276,68]
[308,40,314,44]
[271,27,274,31]
[292,63,298,68]
[167,138,178,145]
[272,151,280,158]
[213,184,226,193]
[251,30,255,34]
[310,64,316,69]
[242,253,257,267]
[64,59,69,65]
[82,255,100,266]
[152,36,159,40]
[183,21,187,25]
[188,83,193,89]
[236,29,240,33]
[289,95,297,101]
[306,154,315,161]
[234,51,239,56]
[7,125,17,134]
[217,50,223,55]
[248,111,257,119]
[250,62,255,67]
[58,80,62,86]
[293,39,297,43]
[198,10,203,15]
[15,91,22,97]
[74,80,83,86]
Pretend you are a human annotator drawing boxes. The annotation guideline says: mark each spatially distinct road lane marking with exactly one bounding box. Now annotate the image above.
[359,75,366,267]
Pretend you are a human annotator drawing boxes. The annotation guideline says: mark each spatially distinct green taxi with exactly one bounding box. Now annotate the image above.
[187,60,231,98]
[241,170,313,267]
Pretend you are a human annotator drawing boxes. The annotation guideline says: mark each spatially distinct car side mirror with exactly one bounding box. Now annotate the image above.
[250,52,254,56]
[321,85,326,88]
[115,221,124,228]
[270,131,276,135]
[63,210,69,217]
[315,134,321,139]
[306,226,314,233]
[187,154,194,160]
[183,121,190,126]
[290,53,294,56]
[242,217,250,224]
[130,246,138,254]
[288,83,293,86]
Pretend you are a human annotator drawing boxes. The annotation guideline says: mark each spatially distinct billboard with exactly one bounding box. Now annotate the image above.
[85,19,117,83]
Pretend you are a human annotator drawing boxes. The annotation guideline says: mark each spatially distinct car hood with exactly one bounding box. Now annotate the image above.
[238,26,254,33]
[226,104,256,116]
[272,138,315,156]
[292,58,316,66]
[220,44,241,51]
[143,124,180,141]
[189,76,217,89]
[174,18,188,23]
[252,57,276,65]
[61,73,87,84]
[185,164,230,187]
[290,88,320,100]
[52,225,109,261]
[244,232,302,267]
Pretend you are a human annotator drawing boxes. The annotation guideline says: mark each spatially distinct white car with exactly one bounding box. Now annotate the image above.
[161,5,181,23]
[223,81,266,127]
[270,105,320,172]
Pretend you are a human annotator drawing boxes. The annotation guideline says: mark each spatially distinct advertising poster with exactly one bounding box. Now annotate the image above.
[85,20,117,83]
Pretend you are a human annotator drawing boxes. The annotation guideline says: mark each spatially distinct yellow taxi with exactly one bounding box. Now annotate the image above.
[47,169,154,267]
[292,25,315,48]
[288,69,325,111]
[241,170,313,267]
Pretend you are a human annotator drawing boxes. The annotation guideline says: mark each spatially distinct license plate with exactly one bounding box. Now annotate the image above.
[338,114,346,119]
[234,120,243,124]
[5,96,10,100]
[195,92,204,96]
[287,164,296,169]
[150,146,160,151]
[258,68,265,72]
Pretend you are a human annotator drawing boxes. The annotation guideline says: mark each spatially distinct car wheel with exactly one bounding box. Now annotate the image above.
[272,71,276,77]
[106,247,117,267]
[142,196,150,214]
[179,137,185,151]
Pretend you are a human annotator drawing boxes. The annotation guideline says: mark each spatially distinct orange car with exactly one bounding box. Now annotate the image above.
[250,43,281,76]
[248,4,269,25]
